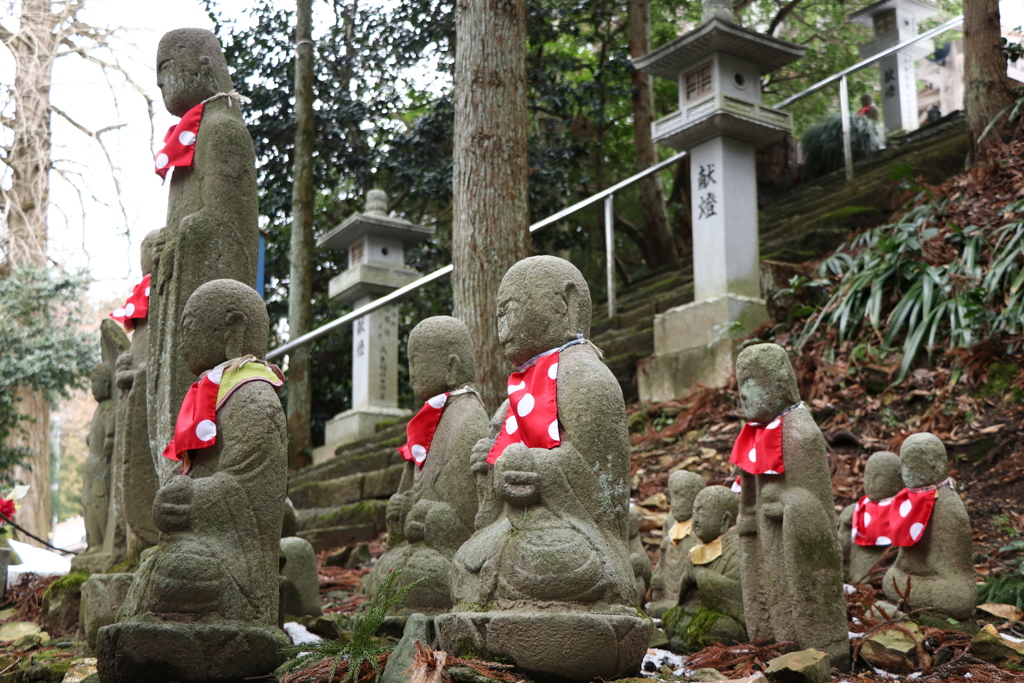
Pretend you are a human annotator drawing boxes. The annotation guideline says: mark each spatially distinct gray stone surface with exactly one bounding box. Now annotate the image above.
[280,536,322,618]
[628,510,652,607]
[838,451,902,583]
[364,316,488,615]
[382,613,430,683]
[735,343,850,670]
[146,28,260,489]
[80,573,134,649]
[437,257,650,681]
[98,279,288,682]
[648,470,705,618]
[882,433,976,620]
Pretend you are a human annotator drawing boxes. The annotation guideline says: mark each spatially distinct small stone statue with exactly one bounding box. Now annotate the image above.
[734,343,850,670]
[364,316,488,615]
[702,0,733,23]
[98,280,288,683]
[683,486,745,648]
[147,28,259,487]
[437,256,650,682]
[858,93,881,122]
[838,451,903,583]
[648,470,706,619]
[882,433,975,620]
[628,509,652,606]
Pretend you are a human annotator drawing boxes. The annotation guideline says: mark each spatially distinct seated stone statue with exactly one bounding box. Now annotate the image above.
[81,362,116,556]
[734,343,850,670]
[628,509,652,607]
[838,450,903,583]
[97,280,288,683]
[648,470,706,619]
[364,316,488,615]
[882,433,975,620]
[679,485,745,649]
[437,256,650,682]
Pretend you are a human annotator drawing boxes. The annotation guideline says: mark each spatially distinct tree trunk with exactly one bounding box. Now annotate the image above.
[964,0,1015,163]
[628,0,678,269]
[452,0,532,413]
[2,0,61,546]
[286,0,316,470]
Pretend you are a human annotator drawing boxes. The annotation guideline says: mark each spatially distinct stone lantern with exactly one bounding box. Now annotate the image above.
[314,189,434,462]
[849,0,939,135]
[633,0,805,403]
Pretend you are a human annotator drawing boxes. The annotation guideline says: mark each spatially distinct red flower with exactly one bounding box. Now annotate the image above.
[0,498,16,525]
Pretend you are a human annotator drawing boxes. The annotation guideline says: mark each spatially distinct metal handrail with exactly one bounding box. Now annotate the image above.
[267,150,688,360]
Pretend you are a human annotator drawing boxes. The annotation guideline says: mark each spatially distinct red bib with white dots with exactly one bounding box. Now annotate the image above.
[486,350,562,465]
[109,274,151,331]
[853,479,949,547]
[399,393,449,468]
[729,402,801,476]
[155,102,204,181]
[162,357,284,470]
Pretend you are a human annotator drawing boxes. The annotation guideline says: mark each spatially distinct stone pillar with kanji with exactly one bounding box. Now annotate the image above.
[633,0,805,402]
[314,190,435,462]
[849,0,939,135]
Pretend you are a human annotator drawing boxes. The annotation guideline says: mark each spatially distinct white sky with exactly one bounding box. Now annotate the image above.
[7,0,1024,306]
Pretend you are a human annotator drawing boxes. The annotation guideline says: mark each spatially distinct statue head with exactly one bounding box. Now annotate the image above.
[496,256,592,367]
[407,316,477,402]
[156,29,234,117]
[863,451,903,501]
[180,279,269,376]
[692,486,739,544]
[91,363,113,401]
[668,470,706,523]
[736,343,801,423]
[141,229,161,276]
[899,433,948,489]
[860,93,875,107]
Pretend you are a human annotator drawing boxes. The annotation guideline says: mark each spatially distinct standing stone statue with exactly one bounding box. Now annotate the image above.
[682,486,745,648]
[113,230,162,560]
[75,320,130,572]
[734,343,850,670]
[628,509,652,607]
[648,470,706,619]
[363,316,488,615]
[98,280,288,683]
[437,256,651,682]
[838,451,903,583]
[882,433,975,620]
[147,29,259,486]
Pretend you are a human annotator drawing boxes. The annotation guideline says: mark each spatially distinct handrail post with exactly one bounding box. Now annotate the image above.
[604,194,616,320]
[839,74,854,181]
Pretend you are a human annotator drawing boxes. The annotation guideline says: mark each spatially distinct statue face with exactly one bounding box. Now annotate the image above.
[407,317,476,402]
[863,451,903,501]
[497,281,571,367]
[692,488,737,544]
[900,433,947,488]
[668,473,705,522]
[736,344,800,423]
[91,365,112,401]
[180,305,231,376]
[156,30,231,117]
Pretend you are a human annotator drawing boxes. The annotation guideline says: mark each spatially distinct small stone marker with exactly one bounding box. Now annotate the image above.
[764,649,831,683]
[858,622,926,671]
[280,536,323,618]
[972,624,1024,665]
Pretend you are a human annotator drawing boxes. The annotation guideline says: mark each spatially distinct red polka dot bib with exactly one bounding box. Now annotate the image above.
[162,356,284,472]
[852,478,951,547]
[729,402,801,476]
[486,337,586,465]
[398,386,478,468]
[109,274,151,331]
[155,103,204,181]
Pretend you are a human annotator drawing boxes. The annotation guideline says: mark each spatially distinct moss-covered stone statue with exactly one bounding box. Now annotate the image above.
[364,316,488,616]
[838,451,903,583]
[74,319,130,573]
[436,256,651,682]
[678,485,745,650]
[648,470,706,619]
[882,433,975,620]
[628,509,652,607]
[734,343,850,670]
[147,28,259,487]
[97,280,288,683]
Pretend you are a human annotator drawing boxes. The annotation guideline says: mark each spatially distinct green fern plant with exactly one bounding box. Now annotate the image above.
[800,112,884,180]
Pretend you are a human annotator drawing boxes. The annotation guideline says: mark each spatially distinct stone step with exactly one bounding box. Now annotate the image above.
[298,524,380,553]
[288,464,405,509]
[291,423,408,488]
[295,500,388,532]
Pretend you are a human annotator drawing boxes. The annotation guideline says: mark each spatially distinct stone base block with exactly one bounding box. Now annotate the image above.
[638,295,769,403]
[435,611,651,682]
[81,573,135,649]
[96,620,289,683]
[318,407,411,464]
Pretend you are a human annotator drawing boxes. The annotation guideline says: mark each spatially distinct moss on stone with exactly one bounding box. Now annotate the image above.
[378,435,405,448]
[681,606,729,652]
[41,571,90,601]
[979,362,1019,399]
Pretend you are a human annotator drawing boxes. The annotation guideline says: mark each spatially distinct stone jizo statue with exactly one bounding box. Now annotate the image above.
[882,433,975,620]
[437,256,650,682]
[838,451,903,583]
[648,470,705,619]
[98,279,288,683]
[364,316,488,615]
[734,343,850,670]
[82,362,116,555]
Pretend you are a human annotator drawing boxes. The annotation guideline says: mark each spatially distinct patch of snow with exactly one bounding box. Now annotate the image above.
[283,621,322,645]
[640,648,687,678]
[1003,632,1024,643]
[849,631,865,639]
[7,540,70,583]
[908,673,922,679]
[844,583,857,595]
[873,668,901,679]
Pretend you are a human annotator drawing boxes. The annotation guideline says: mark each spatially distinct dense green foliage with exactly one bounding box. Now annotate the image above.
[0,267,95,485]
[800,113,884,180]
